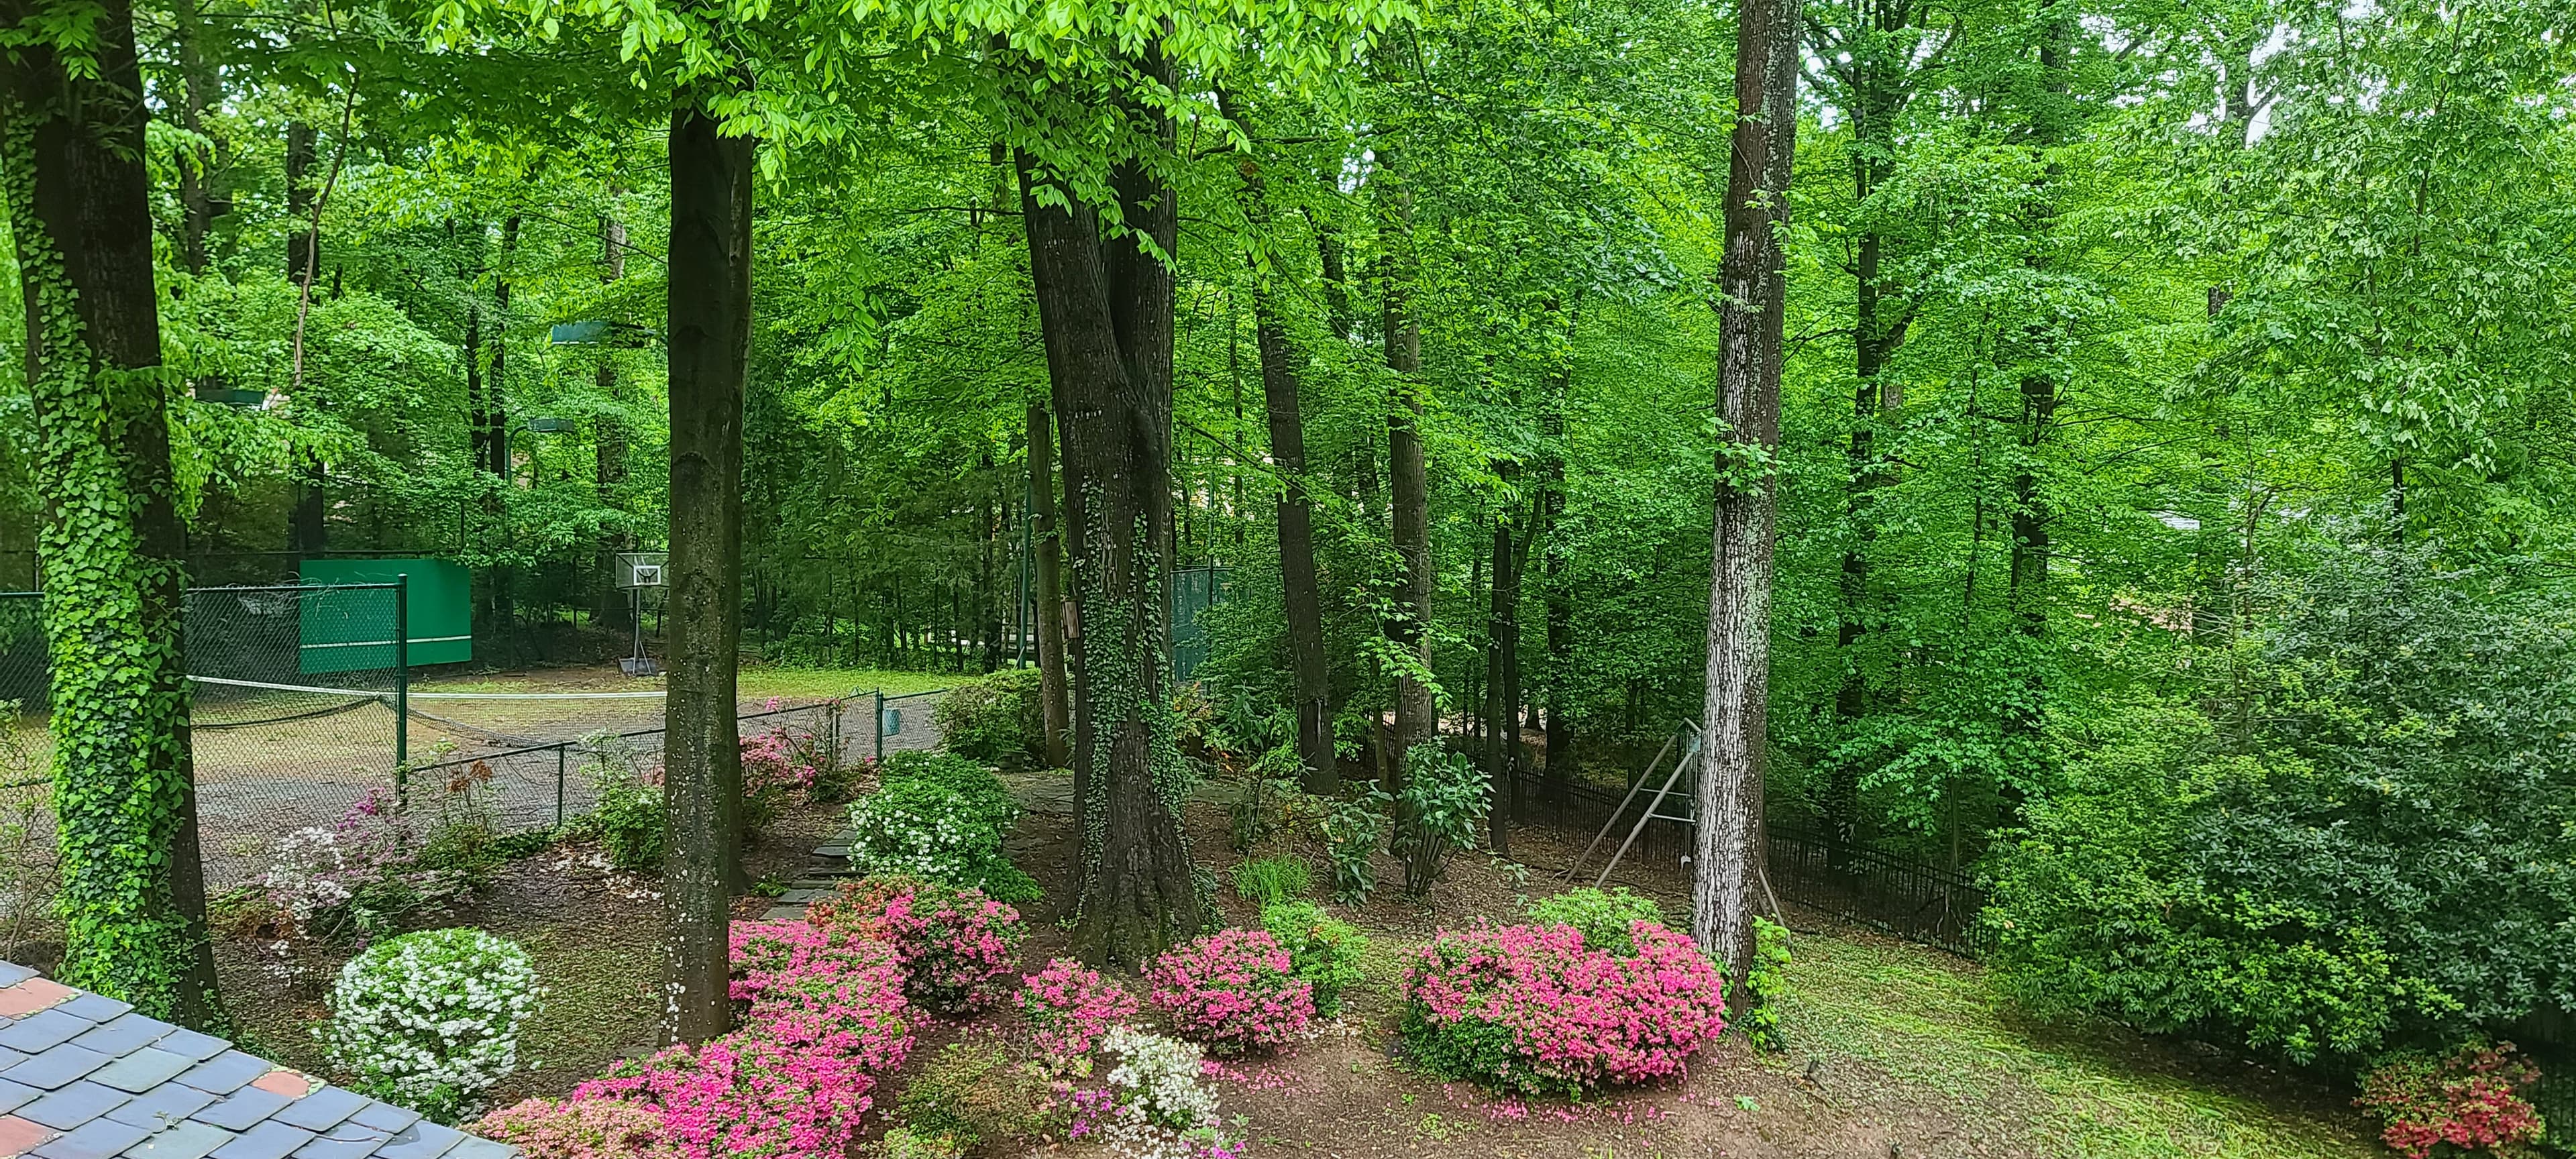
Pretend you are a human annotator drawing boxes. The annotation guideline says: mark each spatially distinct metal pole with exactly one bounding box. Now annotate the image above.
[1596,727,1701,889]
[873,689,885,764]
[1562,731,1678,881]
[394,573,410,804]
[555,743,567,827]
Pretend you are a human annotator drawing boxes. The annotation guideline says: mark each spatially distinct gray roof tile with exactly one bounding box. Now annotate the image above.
[209,1122,315,1159]
[0,1079,40,1115]
[170,1055,266,1097]
[31,1115,153,1159]
[186,1089,287,1133]
[361,1122,462,1159]
[69,1018,173,1060]
[439,1139,511,1159]
[87,1053,195,1097]
[0,964,34,987]
[290,1121,393,1159]
[50,1001,127,1028]
[3,1044,117,1091]
[102,1087,215,1131]
[121,1121,231,1159]
[0,1048,27,1073]
[337,1107,412,1138]
[18,1083,129,1131]
[0,1013,97,1055]
[142,1036,225,1067]
[264,1091,361,1135]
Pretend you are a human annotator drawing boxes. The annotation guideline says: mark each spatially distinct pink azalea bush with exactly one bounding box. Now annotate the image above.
[1401,919,1726,1096]
[1146,928,1316,1056]
[814,877,1024,1016]
[1018,958,1141,1060]
[478,920,914,1159]
[739,717,820,826]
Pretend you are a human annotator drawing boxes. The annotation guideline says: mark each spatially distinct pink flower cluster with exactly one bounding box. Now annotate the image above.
[2357,1043,2547,1159]
[1018,958,1140,1060]
[816,878,1024,1016]
[1146,929,1316,1056]
[740,726,817,800]
[478,921,914,1159]
[1403,920,1725,1094]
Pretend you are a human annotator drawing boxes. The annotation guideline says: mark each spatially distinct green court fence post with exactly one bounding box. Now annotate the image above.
[873,690,885,764]
[555,743,568,827]
[394,573,411,806]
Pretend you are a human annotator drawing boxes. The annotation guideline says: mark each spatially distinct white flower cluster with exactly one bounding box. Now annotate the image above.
[845,797,982,881]
[265,826,358,921]
[319,927,540,1121]
[1090,1024,1238,1159]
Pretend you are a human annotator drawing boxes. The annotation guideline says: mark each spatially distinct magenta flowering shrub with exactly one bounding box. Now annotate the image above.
[816,877,1026,1016]
[739,718,820,826]
[1146,928,1316,1056]
[477,919,914,1159]
[1400,920,1726,1096]
[1018,958,1141,1060]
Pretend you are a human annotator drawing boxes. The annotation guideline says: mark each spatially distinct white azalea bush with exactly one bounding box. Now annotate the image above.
[843,753,1038,901]
[320,927,540,1123]
[1069,1026,1240,1159]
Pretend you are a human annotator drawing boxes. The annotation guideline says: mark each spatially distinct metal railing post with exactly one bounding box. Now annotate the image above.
[873,690,885,763]
[555,742,568,827]
[394,573,410,806]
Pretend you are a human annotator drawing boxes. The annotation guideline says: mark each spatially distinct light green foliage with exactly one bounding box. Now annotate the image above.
[580,735,665,874]
[319,928,539,1124]
[1319,786,1391,907]
[1260,901,1368,1018]
[1743,917,1790,1053]
[1230,856,1310,905]
[932,669,1046,764]
[1525,887,1664,957]
[1227,746,1305,852]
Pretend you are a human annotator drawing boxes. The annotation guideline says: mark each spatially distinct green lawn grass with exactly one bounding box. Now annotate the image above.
[1778,933,2380,1158]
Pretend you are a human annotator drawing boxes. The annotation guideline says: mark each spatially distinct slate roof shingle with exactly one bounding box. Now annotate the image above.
[0,966,517,1159]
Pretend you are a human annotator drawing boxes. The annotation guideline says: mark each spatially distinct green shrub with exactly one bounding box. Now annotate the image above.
[1232,856,1311,905]
[1395,743,1489,895]
[932,669,1046,764]
[1228,747,1305,852]
[1525,887,1664,956]
[847,752,1037,901]
[1320,785,1390,906]
[580,736,664,873]
[873,1127,966,1159]
[1743,916,1792,1052]
[894,1036,1066,1148]
[319,928,538,1123]
[1260,901,1369,1018]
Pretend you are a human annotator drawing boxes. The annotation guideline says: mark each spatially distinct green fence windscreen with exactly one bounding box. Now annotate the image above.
[297,558,472,671]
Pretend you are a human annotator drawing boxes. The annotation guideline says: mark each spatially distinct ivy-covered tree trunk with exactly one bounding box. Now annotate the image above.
[661,99,749,1046]
[1695,0,1801,981]
[1017,76,1201,966]
[1,0,227,1030]
[1027,402,1073,769]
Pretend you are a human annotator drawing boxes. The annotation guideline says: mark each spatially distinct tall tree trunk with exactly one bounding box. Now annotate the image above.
[1377,146,1436,771]
[172,0,217,278]
[2001,0,2070,816]
[1538,308,1574,803]
[1695,0,1801,980]
[596,211,634,633]
[1482,477,1519,854]
[1226,132,1338,793]
[285,121,316,284]
[1017,47,1202,963]
[661,101,750,1046]
[1028,402,1073,768]
[2,0,225,1030]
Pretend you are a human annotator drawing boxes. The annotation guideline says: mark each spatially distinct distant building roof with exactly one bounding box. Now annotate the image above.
[0,962,515,1159]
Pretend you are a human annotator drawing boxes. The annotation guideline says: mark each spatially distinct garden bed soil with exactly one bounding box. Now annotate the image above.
[213,770,2381,1159]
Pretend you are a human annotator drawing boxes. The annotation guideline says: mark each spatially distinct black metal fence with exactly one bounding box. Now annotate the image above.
[1510,766,1990,957]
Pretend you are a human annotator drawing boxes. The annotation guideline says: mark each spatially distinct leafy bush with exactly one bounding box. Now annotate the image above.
[1743,917,1792,1052]
[845,753,1036,901]
[1068,1026,1240,1159]
[1017,958,1140,1062]
[1318,785,1390,906]
[893,1036,1069,1149]
[1395,742,1487,895]
[1400,920,1726,1096]
[740,722,821,829]
[815,877,1026,1015]
[1146,928,1316,1055]
[1258,901,1368,1019]
[2356,1043,2547,1159]
[582,736,666,873]
[1227,744,1303,852]
[481,912,913,1159]
[932,669,1046,764]
[1525,887,1664,956]
[1230,856,1310,905]
[873,1127,966,1159]
[321,928,540,1123]
[1987,549,2576,1068]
